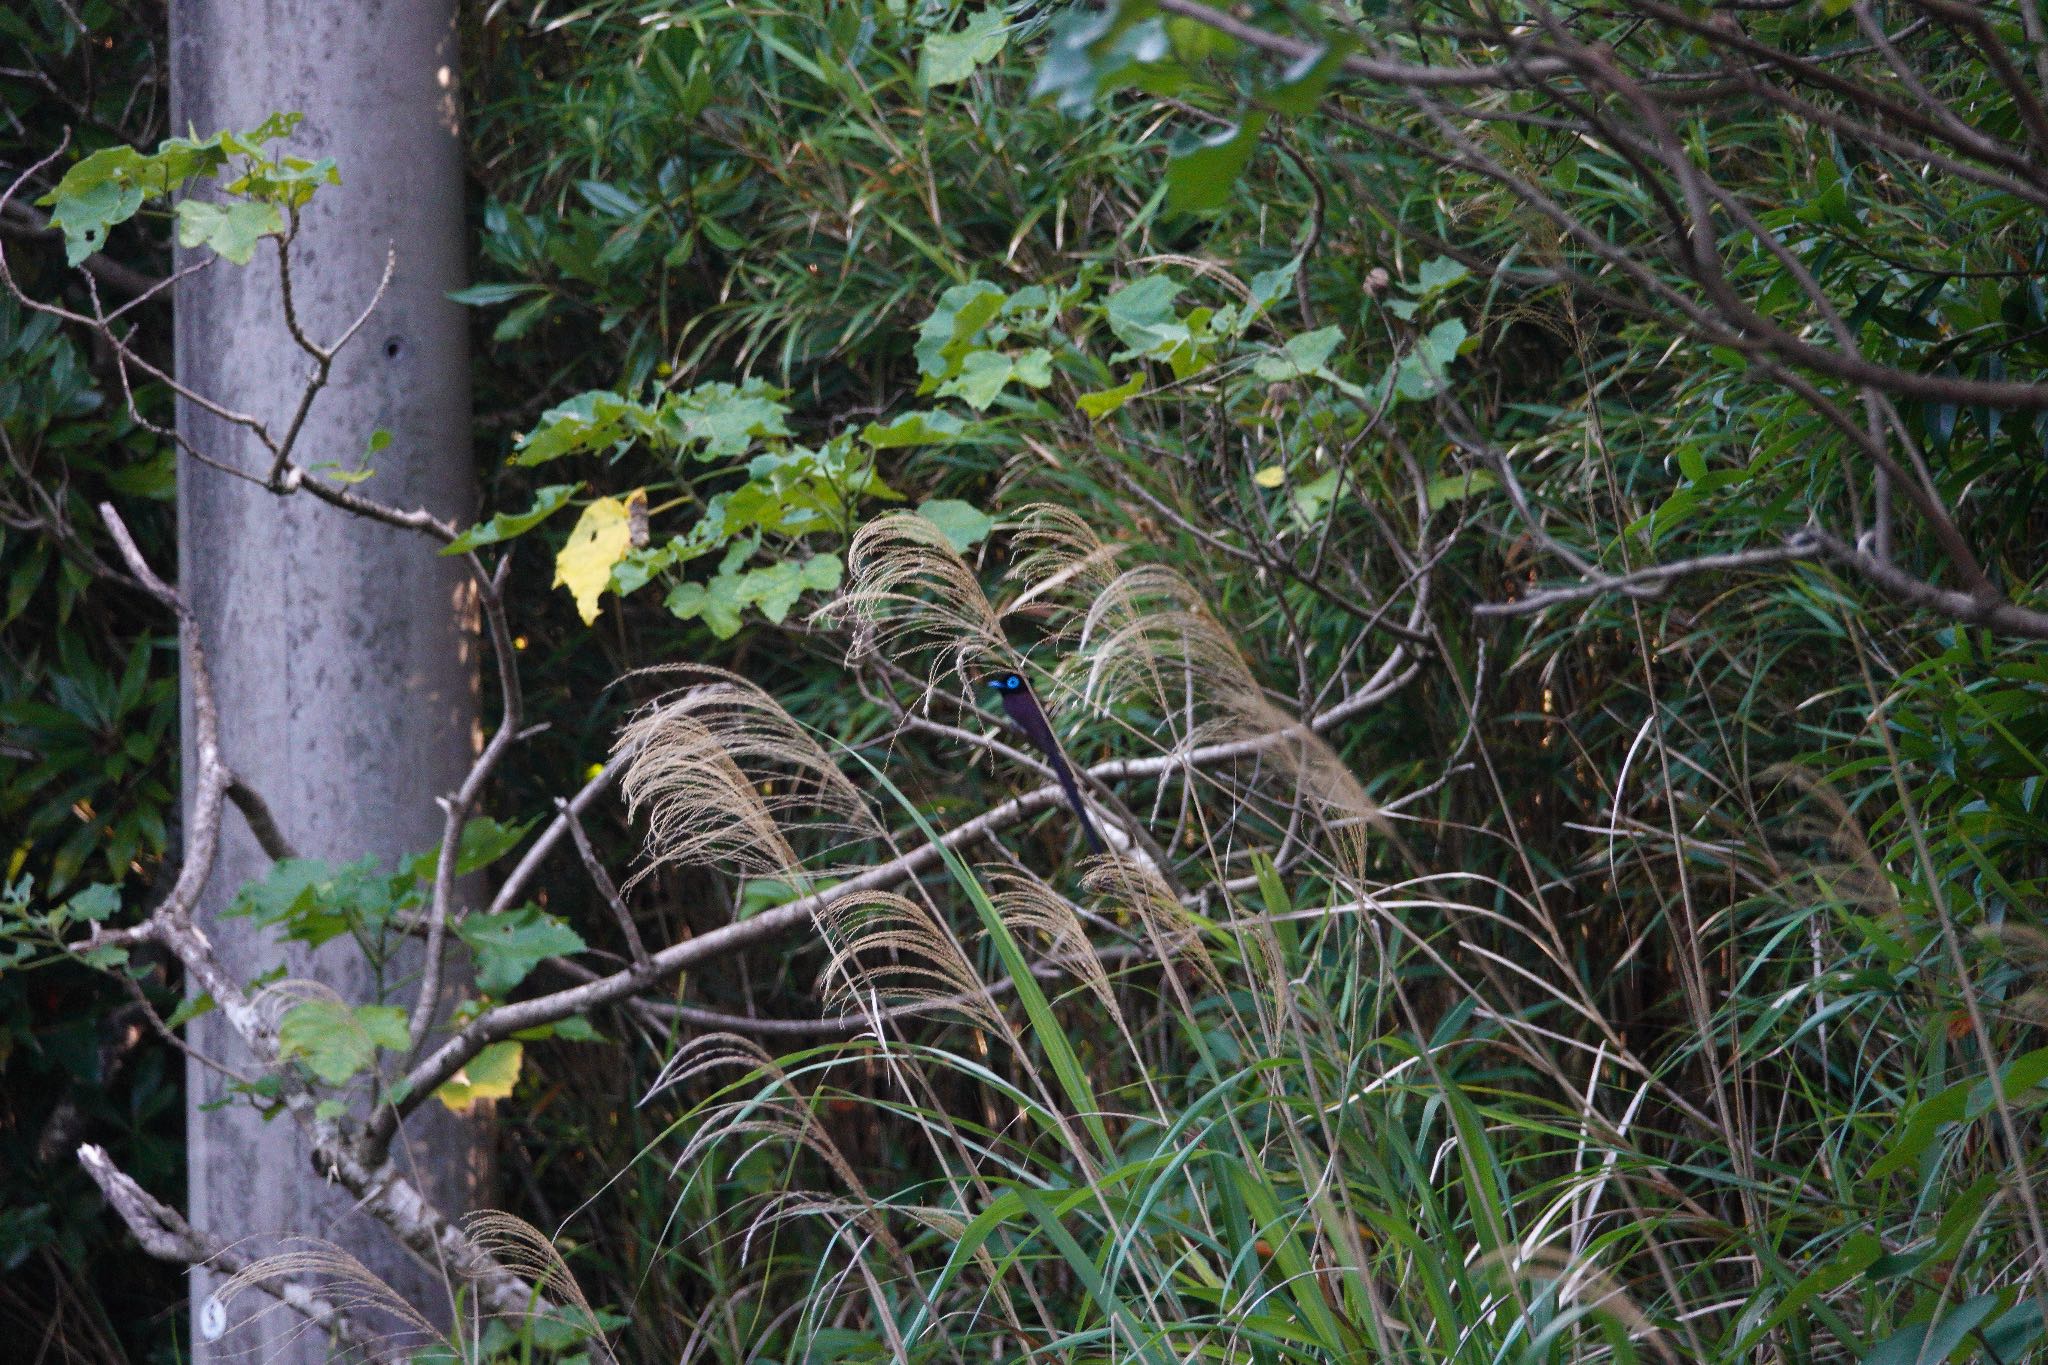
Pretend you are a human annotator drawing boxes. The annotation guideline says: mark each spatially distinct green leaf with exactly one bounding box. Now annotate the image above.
[515,1014,605,1044]
[1032,10,1182,117]
[740,560,808,624]
[493,295,551,343]
[1861,1294,1999,1365]
[861,410,967,447]
[1424,470,1498,509]
[277,1001,407,1085]
[405,816,538,881]
[45,178,144,265]
[1408,256,1471,298]
[63,883,120,923]
[1165,113,1267,216]
[800,553,844,593]
[457,906,586,996]
[576,179,645,218]
[174,199,284,265]
[922,8,1009,88]
[225,857,392,947]
[1244,261,1299,322]
[442,484,581,555]
[447,283,542,307]
[434,1040,523,1112]
[937,349,1049,411]
[1392,318,1468,399]
[664,379,792,460]
[916,499,995,552]
[513,391,651,466]
[165,992,216,1030]
[1253,325,1345,382]
[1104,274,1186,358]
[915,282,1007,382]
[1259,40,1353,115]
[666,574,748,638]
[1077,373,1144,419]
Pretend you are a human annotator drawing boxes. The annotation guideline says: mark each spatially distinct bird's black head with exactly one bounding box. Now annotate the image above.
[987,672,1025,693]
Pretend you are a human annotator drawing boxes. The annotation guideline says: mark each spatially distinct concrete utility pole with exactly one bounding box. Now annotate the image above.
[171,2,482,1358]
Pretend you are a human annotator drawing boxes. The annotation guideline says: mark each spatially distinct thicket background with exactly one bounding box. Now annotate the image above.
[5,1,2048,1361]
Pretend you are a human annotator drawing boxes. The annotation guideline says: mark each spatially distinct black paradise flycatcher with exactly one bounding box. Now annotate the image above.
[986,671,1106,855]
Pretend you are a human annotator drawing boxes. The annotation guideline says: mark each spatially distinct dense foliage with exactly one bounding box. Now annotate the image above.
[5,0,2048,1361]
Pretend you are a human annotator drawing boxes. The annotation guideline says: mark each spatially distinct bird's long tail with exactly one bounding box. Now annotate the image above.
[1044,747,1107,855]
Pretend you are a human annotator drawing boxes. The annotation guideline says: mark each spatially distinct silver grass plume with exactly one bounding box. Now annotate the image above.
[205,1239,433,1362]
[814,888,1003,1031]
[1084,854,1225,999]
[617,668,884,892]
[822,511,1014,696]
[984,870,1120,1016]
[999,502,1129,634]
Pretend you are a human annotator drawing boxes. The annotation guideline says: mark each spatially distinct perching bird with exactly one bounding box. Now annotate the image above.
[986,671,1106,855]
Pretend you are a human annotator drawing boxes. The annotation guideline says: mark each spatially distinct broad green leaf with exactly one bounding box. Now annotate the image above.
[938,347,1052,411]
[1165,113,1267,215]
[1253,326,1344,382]
[45,178,144,265]
[1392,318,1468,399]
[552,493,639,624]
[862,410,967,447]
[493,295,551,343]
[1104,274,1186,359]
[165,992,216,1030]
[1077,373,1143,419]
[277,1001,408,1086]
[513,391,650,466]
[576,179,644,218]
[404,816,539,884]
[63,883,120,923]
[800,553,844,593]
[938,350,1018,411]
[740,560,808,624]
[223,153,337,209]
[434,1040,524,1112]
[916,499,995,552]
[1032,10,1182,116]
[666,573,748,638]
[1409,256,1471,298]
[1259,40,1353,115]
[915,281,1007,382]
[174,198,283,264]
[1244,260,1299,322]
[443,484,580,555]
[1253,465,1286,489]
[922,8,1008,88]
[665,379,791,459]
[1424,470,1498,509]
[224,856,391,947]
[456,906,586,996]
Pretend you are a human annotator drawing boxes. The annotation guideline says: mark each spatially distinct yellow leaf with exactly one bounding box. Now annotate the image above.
[434,1040,523,1112]
[1253,464,1286,488]
[552,492,639,624]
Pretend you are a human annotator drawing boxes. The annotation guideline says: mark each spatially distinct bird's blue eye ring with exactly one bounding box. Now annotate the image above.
[991,672,1023,690]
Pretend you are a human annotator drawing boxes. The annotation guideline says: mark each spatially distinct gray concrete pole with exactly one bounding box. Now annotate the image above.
[171,3,484,1358]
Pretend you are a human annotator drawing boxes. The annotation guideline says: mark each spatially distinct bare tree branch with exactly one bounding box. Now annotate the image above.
[76,1144,396,1361]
